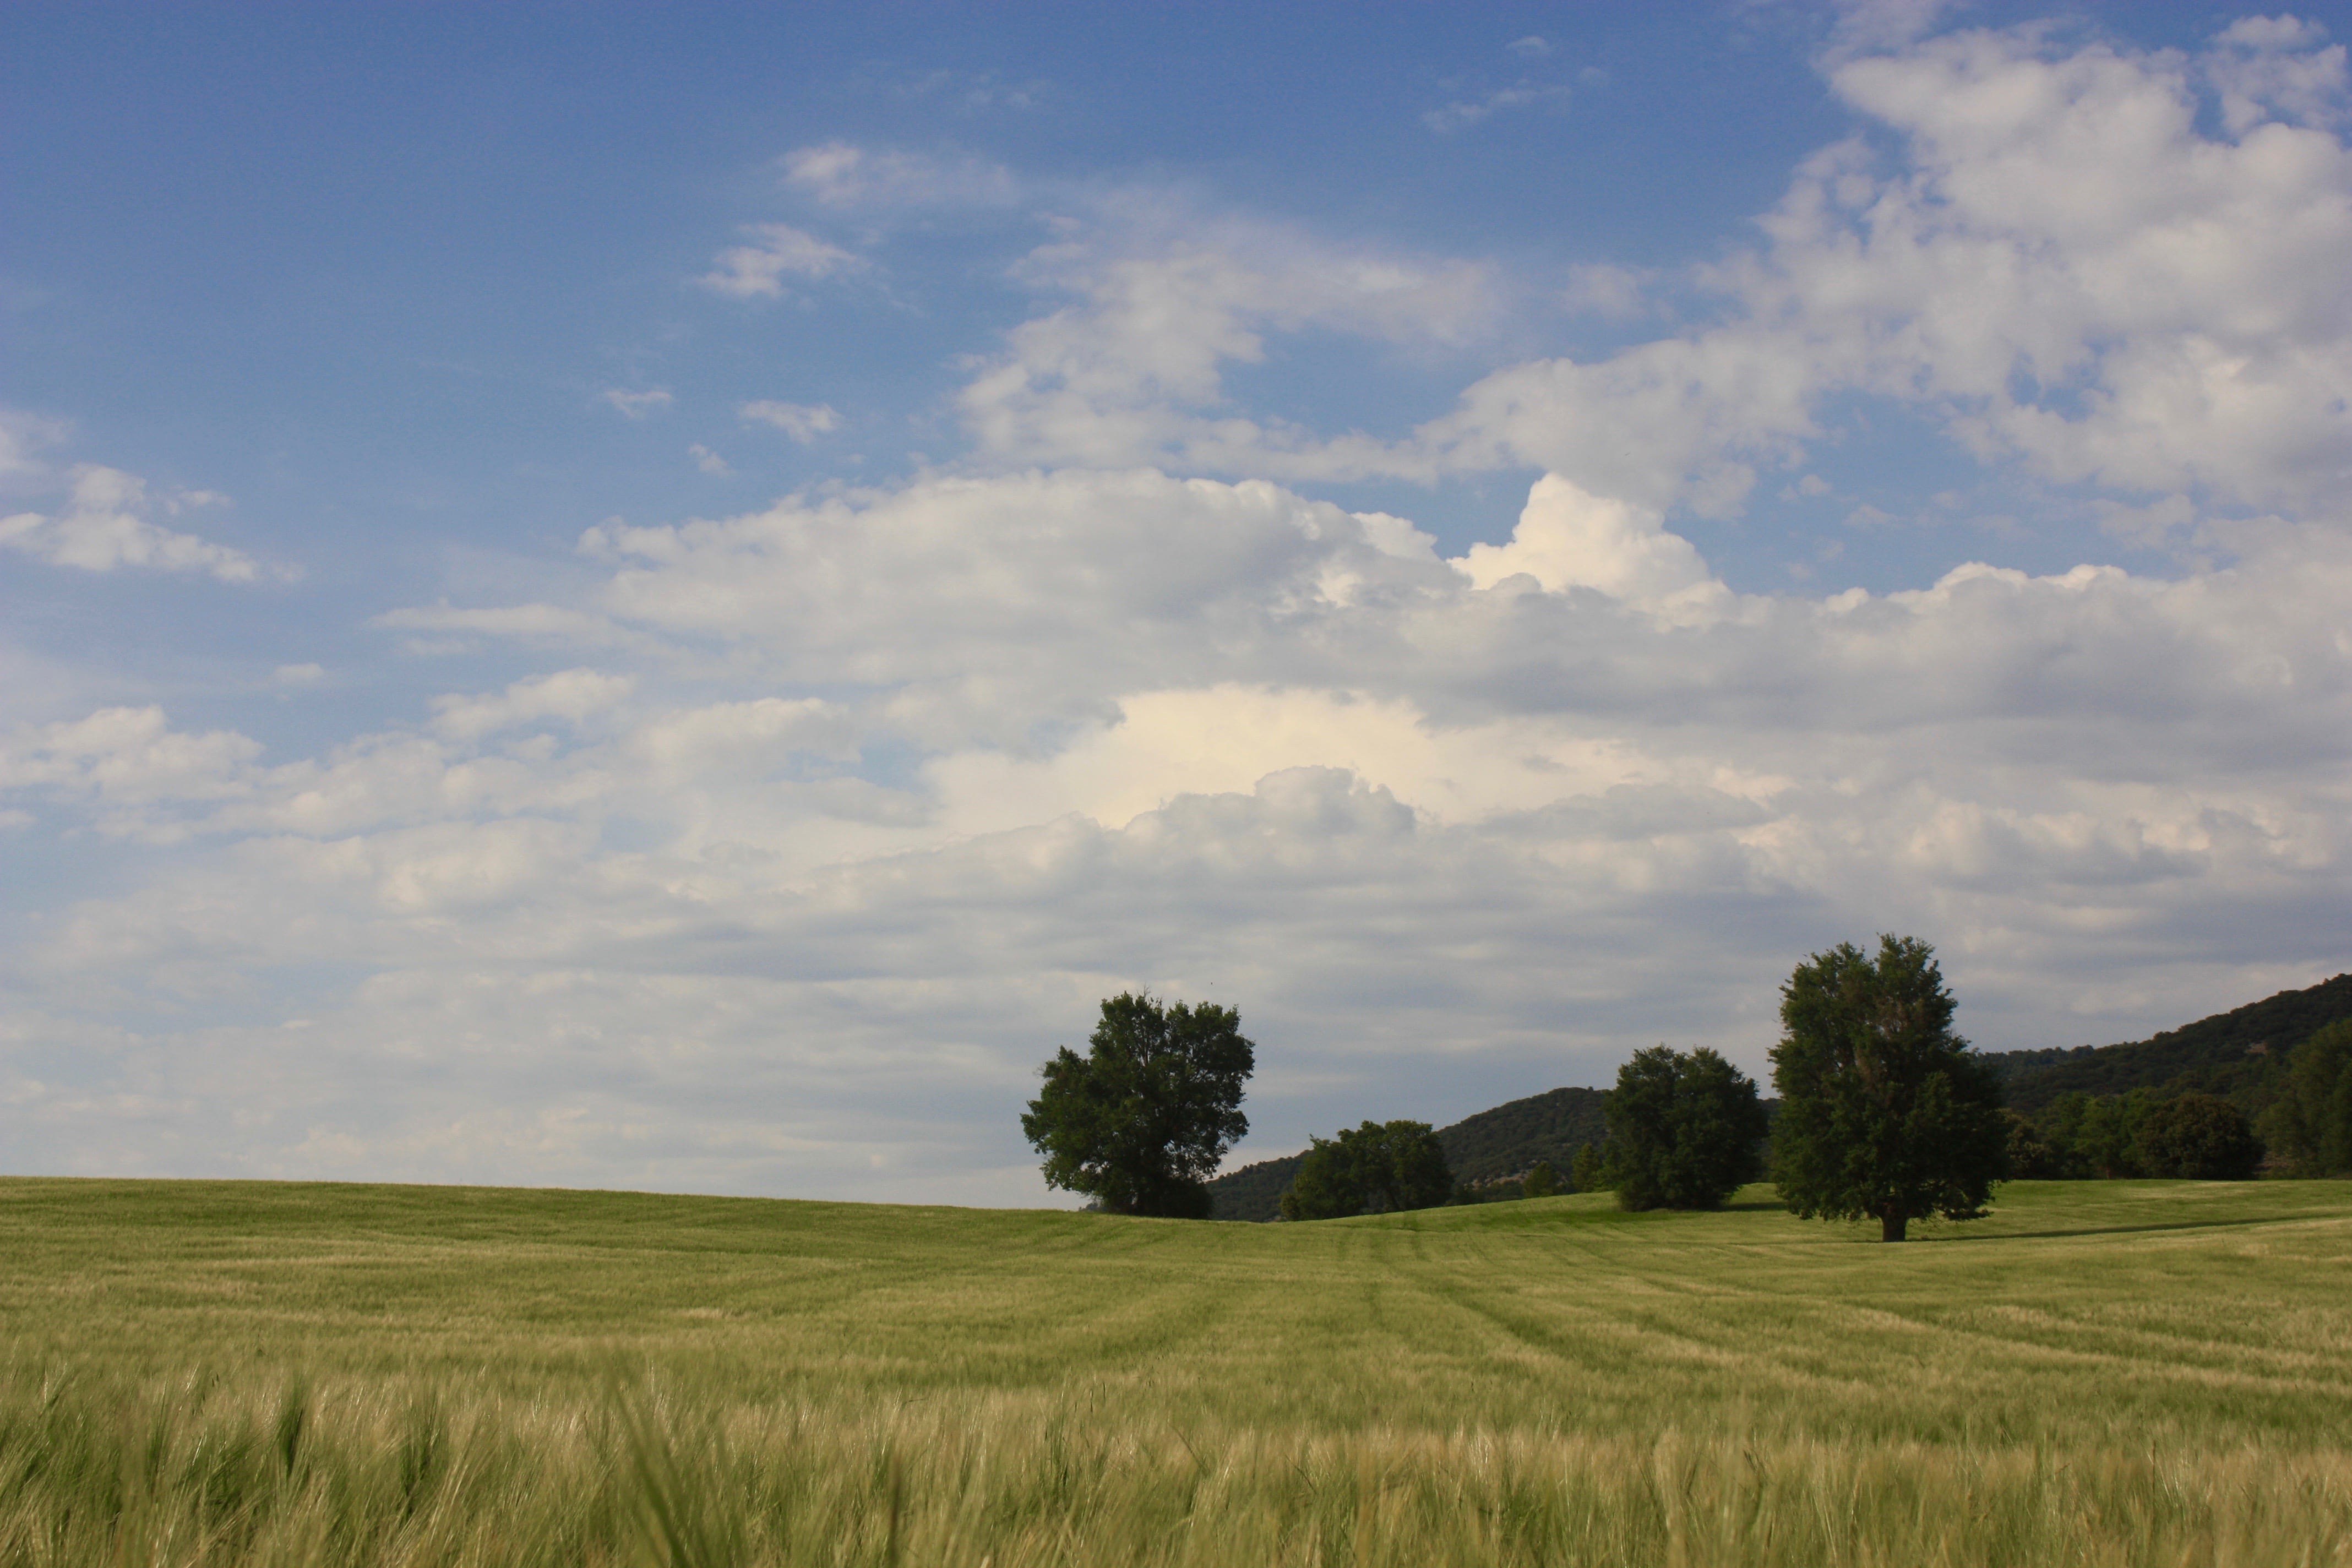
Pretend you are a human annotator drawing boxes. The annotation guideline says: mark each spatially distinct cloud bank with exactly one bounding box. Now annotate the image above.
[4,14,2349,1204]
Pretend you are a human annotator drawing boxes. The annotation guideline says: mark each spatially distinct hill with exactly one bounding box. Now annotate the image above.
[1208,1085,1609,1221]
[1981,972,2352,1114]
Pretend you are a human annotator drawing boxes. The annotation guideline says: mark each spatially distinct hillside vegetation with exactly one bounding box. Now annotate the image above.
[1208,1086,1607,1220]
[1212,974,2352,1219]
[1981,971,2352,1112]
[3,1175,2349,1565]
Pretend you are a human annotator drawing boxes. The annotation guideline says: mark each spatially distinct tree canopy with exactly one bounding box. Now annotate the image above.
[2135,1091,2263,1180]
[1771,935,2008,1242]
[1021,993,1254,1218]
[1280,1120,1451,1221]
[1598,1045,1770,1210]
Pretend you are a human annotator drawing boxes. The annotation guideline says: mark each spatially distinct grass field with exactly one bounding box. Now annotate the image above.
[2,1177,2348,1565]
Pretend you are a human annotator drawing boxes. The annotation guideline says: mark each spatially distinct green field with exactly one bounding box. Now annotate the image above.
[3,1177,2348,1565]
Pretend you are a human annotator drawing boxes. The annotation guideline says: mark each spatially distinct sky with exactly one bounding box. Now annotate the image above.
[3,1,2349,1205]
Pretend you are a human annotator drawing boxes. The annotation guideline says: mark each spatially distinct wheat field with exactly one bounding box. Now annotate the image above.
[2,1176,2347,1565]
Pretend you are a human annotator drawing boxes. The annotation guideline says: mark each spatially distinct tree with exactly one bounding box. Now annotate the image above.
[2073,1090,2157,1178]
[1597,1045,1770,1211]
[1280,1120,1451,1220]
[2135,1092,2263,1180]
[2000,1111,2065,1180]
[1771,935,2008,1242]
[2261,1019,2352,1176]
[1570,1143,1605,1194]
[1522,1160,1562,1199]
[1021,993,1254,1218]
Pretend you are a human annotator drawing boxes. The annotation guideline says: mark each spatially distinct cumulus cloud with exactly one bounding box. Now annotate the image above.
[950,19,2352,522]
[7,464,2346,1189]
[0,465,288,582]
[698,224,862,298]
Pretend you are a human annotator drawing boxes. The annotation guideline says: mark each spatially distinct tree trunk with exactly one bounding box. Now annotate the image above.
[1880,1210,1908,1243]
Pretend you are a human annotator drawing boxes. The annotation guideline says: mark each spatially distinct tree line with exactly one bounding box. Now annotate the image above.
[1022,938,2352,1239]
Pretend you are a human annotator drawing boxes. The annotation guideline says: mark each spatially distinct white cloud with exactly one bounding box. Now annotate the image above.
[946,21,2352,522]
[1507,36,1552,59]
[778,141,1021,209]
[429,669,635,742]
[689,444,731,475]
[0,465,289,582]
[1452,475,1732,622]
[738,401,841,443]
[1422,82,1571,134]
[0,408,69,486]
[273,663,325,687]
[957,204,1504,477]
[602,388,674,418]
[1560,263,1652,320]
[2207,14,2346,132]
[698,224,862,298]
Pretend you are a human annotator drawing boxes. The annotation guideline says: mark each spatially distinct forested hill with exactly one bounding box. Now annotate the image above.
[1208,1086,1609,1222]
[1981,972,2352,1114]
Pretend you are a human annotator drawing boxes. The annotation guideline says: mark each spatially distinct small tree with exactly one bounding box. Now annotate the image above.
[1280,1120,1451,1220]
[2136,1092,2263,1180]
[1600,1045,1769,1211]
[1522,1160,1562,1199]
[1771,935,2008,1242]
[1570,1144,1605,1193]
[1021,993,1254,1218]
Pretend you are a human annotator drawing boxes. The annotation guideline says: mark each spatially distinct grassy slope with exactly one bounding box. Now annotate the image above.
[4,1178,2350,1565]
[4,1176,2347,1444]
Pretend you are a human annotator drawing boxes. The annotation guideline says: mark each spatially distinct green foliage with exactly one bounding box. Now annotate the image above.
[2072,1090,2157,1178]
[2001,1112,2065,1180]
[1021,993,1253,1218]
[1522,1160,1561,1199]
[2133,1092,2263,1180]
[2262,1019,2352,1176]
[1771,935,2010,1242]
[1571,1142,1605,1194]
[1598,1046,1768,1211]
[1280,1119,1451,1220]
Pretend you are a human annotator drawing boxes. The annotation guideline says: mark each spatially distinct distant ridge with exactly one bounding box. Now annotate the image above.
[1208,1086,1608,1222]
[1981,972,2352,1114]
[1210,973,2352,1221]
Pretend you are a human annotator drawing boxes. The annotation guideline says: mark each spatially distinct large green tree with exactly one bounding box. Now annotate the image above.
[1280,1120,1451,1221]
[1771,935,2008,1242]
[1021,993,1254,1218]
[1599,1046,1769,1211]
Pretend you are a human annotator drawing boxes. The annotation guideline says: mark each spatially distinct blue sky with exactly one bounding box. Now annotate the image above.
[5,2,2350,1201]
